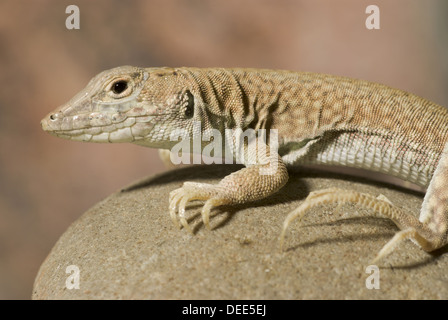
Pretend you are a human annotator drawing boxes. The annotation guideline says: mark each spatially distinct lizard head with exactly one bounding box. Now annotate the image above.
[41,66,206,149]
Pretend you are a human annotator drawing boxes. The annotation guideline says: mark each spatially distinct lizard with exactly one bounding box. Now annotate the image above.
[41,66,448,262]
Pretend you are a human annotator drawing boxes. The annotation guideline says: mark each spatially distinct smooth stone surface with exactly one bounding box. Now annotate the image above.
[33,165,448,299]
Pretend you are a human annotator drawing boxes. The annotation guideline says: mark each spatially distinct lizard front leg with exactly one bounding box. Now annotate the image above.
[169,142,289,233]
[280,145,448,262]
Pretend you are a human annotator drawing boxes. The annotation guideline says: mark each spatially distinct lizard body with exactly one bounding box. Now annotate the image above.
[41,66,448,261]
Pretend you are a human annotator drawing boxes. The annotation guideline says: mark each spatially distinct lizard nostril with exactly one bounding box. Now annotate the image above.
[49,114,56,121]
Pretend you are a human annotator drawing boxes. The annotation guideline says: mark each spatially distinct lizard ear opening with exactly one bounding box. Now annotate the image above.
[184,90,195,118]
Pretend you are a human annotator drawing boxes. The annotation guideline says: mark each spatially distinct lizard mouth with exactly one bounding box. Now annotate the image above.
[41,112,163,143]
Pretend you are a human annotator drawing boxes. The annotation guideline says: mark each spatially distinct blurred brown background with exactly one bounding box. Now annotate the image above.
[0,0,447,299]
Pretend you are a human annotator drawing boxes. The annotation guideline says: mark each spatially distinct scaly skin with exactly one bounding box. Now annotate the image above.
[41,66,448,262]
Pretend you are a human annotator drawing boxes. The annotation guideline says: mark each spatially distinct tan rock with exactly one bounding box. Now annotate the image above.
[32,165,448,299]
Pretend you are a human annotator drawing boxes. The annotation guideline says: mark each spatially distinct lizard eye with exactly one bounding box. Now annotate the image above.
[184,90,194,118]
[111,80,128,94]
[107,79,132,98]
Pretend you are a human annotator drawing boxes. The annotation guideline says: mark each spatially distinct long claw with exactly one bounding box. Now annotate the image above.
[169,191,185,229]
[167,183,227,233]
[278,227,287,251]
[201,199,228,230]
[179,216,193,234]
[371,228,417,264]
[201,201,212,230]
[170,211,181,229]
[179,196,194,234]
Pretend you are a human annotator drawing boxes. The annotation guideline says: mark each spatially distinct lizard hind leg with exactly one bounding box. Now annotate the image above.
[372,228,435,263]
[279,187,441,262]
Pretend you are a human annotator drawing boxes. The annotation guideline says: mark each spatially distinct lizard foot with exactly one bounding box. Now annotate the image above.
[169,182,230,233]
[279,188,439,262]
